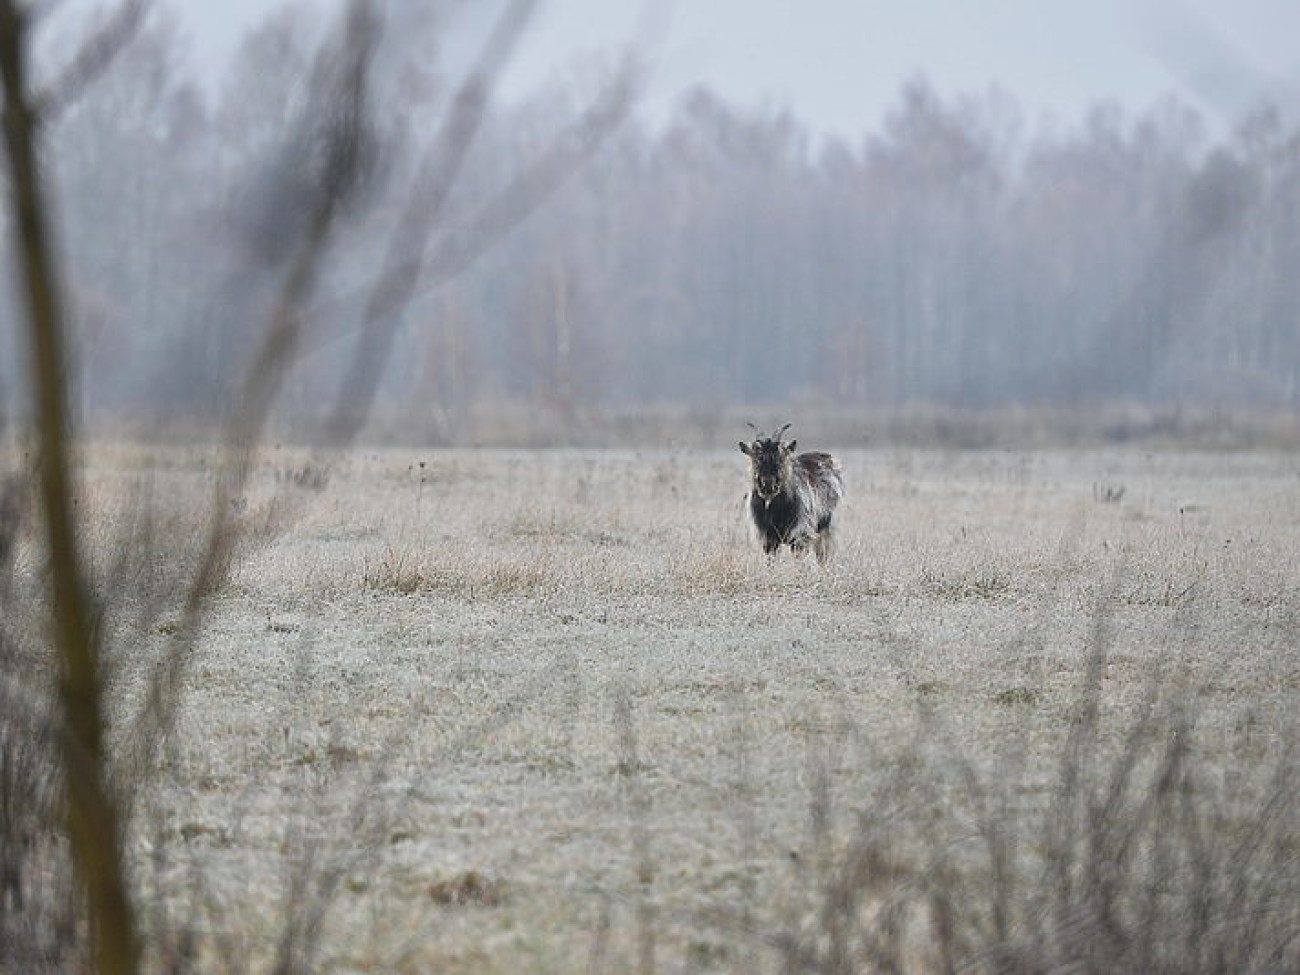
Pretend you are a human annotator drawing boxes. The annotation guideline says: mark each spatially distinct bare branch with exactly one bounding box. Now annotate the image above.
[0,1,139,972]
[282,50,641,377]
[426,54,640,281]
[32,0,149,122]
[122,0,381,777]
[322,0,538,443]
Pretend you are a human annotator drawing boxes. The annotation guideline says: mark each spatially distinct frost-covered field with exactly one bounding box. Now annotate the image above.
[81,445,1300,972]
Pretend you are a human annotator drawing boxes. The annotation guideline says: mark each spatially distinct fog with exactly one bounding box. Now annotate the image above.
[2,0,1298,444]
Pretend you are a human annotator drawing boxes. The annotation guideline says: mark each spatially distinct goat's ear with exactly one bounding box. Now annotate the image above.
[785,440,797,454]
[738,441,751,455]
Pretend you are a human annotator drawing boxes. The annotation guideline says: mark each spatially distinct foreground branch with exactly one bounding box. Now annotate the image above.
[33,0,148,122]
[0,2,139,973]
[124,0,380,779]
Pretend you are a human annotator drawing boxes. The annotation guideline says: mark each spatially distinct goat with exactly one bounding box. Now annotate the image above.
[739,423,843,563]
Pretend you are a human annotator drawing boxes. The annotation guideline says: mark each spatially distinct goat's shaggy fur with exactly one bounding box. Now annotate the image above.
[739,424,843,563]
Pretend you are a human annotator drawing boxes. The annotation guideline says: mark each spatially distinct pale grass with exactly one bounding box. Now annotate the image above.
[17,443,1299,972]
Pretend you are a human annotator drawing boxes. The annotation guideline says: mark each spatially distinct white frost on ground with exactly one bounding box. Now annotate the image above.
[70,446,1300,971]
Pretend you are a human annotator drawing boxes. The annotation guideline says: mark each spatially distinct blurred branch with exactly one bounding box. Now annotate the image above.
[0,1,139,973]
[323,0,538,443]
[429,54,640,281]
[295,51,641,375]
[33,0,149,122]
[124,0,380,776]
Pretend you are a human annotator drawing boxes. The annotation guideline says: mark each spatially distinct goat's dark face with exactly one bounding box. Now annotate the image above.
[739,436,796,500]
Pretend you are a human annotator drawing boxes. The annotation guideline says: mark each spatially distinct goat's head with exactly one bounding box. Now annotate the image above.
[739,423,796,500]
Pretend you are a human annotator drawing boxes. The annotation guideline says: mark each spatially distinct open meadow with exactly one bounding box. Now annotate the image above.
[8,443,1300,972]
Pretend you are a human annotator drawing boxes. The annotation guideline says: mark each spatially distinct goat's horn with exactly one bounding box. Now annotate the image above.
[775,422,791,439]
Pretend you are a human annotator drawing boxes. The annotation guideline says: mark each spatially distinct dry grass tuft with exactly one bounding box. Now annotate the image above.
[671,545,755,596]
[918,565,1014,601]
[361,545,433,594]
[991,685,1041,706]
[426,870,507,908]
[474,559,555,597]
[361,542,560,597]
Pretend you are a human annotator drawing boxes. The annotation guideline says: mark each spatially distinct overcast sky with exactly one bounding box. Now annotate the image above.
[169,0,1300,138]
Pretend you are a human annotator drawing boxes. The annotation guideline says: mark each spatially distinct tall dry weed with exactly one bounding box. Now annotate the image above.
[762,573,1300,975]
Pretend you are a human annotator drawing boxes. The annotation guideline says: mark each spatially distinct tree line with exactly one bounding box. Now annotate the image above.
[3,5,1298,441]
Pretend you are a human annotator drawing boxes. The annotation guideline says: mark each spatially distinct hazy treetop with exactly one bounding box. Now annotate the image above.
[159,0,1300,140]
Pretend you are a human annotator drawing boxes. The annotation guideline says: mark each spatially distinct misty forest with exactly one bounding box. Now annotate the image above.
[2,3,1299,443]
